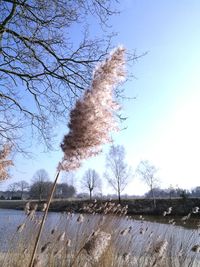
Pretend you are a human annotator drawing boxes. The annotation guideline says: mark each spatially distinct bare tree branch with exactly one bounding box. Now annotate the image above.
[0,0,121,152]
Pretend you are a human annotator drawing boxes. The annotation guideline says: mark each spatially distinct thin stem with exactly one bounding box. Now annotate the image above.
[28,170,61,267]
[69,247,84,267]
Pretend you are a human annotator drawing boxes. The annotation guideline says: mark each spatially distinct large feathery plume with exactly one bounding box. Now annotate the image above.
[29,46,126,267]
[0,144,13,181]
[83,230,111,262]
[59,46,126,171]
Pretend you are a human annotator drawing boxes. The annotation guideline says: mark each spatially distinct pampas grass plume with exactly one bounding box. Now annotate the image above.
[59,47,126,171]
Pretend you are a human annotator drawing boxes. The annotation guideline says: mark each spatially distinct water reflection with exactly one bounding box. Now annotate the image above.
[132,214,200,230]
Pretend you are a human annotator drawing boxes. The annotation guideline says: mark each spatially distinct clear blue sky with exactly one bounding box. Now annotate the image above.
[2,0,200,195]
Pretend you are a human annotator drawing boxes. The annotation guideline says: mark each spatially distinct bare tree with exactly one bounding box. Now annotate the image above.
[0,0,121,151]
[81,169,101,200]
[168,184,175,200]
[136,160,159,208]
[7,182,18,199]
[105,145,131,203]
[16,180,29,199]
[61,171,76,188]
[31,169,50,201]
[55,183,76,199]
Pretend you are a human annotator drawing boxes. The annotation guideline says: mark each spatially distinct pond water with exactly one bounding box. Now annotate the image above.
[0,209,200,266]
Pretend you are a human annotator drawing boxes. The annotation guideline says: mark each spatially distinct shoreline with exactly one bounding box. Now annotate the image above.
[0,198,200,217]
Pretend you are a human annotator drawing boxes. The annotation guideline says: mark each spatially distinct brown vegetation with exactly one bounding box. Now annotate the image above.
[0,201,199,267]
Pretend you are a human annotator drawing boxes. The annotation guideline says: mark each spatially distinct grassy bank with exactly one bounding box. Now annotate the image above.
[0,198,200,216]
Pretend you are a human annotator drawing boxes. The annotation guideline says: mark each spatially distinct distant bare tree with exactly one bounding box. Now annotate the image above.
[8,182,18,199]
[31,169,50,201]
[30,181,52,200]
[55,183,76,199]
[81,169,101,200]
[16,180,29,199]
[191,186,200,197]
[168,184,175,200]
[136,160,159,208]
[61,171,76,188]
[105,145,131,203]
[0,0,120,151]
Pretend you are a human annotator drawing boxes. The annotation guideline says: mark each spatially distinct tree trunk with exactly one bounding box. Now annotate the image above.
[117,178,121,204]
[151,187,156,209]
[118,191,121,204]
[89,189,92,201]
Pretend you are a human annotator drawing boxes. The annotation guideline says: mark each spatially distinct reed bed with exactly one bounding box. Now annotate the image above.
[0,202,200,267]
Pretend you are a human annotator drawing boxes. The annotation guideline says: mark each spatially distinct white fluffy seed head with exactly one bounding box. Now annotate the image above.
[59,47,126,171]
[83,231,111,262]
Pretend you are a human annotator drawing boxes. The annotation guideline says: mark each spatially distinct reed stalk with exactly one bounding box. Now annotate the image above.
[28,170,61,267]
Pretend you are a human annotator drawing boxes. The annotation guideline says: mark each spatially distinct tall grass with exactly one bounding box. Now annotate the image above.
[0,202,199,267]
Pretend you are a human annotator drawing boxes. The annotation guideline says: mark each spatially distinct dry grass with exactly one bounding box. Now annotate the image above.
[0,202,200,267]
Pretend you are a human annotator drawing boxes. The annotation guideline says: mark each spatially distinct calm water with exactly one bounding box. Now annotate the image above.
[0,209,64,251]
[0,209,200,265]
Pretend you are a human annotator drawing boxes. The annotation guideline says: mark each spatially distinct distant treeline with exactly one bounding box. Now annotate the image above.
[0,181,75,200]
[1,182,200,201]
[145,186,200,199]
